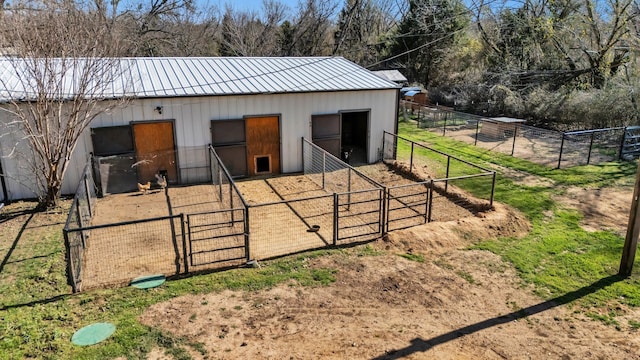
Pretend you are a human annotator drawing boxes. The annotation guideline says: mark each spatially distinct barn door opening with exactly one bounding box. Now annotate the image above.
[340,110,369,165]
[311,114,341,158]
[132,121,178,184]
[245,116,280,176]
[211,119,247,177]
[91,125,137,194]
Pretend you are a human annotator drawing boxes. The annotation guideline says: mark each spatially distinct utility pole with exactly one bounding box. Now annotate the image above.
[620,161,640,276]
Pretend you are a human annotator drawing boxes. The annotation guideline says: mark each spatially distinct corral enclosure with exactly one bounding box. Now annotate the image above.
[64,139,495,291]
[406,102,627,168]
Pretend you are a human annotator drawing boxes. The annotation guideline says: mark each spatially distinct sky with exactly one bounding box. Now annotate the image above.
[204,0,345,16]
[207,0,299,13]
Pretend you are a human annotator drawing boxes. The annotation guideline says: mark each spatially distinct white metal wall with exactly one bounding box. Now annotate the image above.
[0,89,397,200]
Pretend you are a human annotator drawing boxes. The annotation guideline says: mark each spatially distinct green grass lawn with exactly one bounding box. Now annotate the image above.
[397,120,640,321]
[0,203,342,360]
[2,121,640,359]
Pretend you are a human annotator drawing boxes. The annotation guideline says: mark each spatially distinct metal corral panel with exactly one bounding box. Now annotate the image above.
[0,57,399,101]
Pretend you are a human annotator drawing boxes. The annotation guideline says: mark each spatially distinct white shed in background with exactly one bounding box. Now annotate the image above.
[0,57,400,200]
[372,70,408,85]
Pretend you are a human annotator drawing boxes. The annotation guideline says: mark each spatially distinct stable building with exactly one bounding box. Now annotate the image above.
[0,57,400,200]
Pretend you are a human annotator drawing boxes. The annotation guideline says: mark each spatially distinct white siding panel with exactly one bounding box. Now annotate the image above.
[0,89,397,200]
[0,108,40,200]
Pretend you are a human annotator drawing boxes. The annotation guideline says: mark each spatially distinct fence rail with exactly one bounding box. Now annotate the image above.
[64,134,496,292]
[404,102,628,168]
[382,131,496,229]
[63,159,98,293]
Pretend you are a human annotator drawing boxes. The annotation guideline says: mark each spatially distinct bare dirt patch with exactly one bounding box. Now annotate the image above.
[140,201,638,359]
[555,186,633,236]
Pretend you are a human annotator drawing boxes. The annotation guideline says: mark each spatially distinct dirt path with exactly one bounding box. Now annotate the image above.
[554,186,633,236]
[136,163,640,359]
[139,200,640,359]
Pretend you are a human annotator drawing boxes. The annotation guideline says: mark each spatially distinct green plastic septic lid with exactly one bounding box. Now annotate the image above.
[130,274,166,289]
[71,322,115,346]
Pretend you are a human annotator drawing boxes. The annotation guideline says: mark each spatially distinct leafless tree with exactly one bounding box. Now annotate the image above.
[219,0,287,56]
[283,0,338,56]
[0,0,132,208]
[333,0,391,65]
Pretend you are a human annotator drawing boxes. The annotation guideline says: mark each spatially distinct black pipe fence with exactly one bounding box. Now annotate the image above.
[405,102,628,168]
[382,131,496,231]
[63,159,98,293]
[64,135,496,292]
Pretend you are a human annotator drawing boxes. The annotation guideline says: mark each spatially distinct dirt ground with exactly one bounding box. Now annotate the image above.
[88,160,640,359]
[82,163,476,289]
[138,177,640,359]
[555,186,633,236]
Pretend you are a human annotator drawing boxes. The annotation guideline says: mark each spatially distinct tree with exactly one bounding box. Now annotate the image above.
[475,0,638,90]
[277,20,297,56]
[289,0,338,56]
[390,0,470,86]
[218,1,287,56]
[0,0,130,208]
[333,0,389,65]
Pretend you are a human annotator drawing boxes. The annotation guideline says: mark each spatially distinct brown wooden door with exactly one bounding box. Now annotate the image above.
[132,121,178,183]
[245,116,280,176]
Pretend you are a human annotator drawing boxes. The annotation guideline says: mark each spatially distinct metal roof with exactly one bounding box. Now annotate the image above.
[0,57,399,102]
[490,117,526,123]
[372,70,407,83]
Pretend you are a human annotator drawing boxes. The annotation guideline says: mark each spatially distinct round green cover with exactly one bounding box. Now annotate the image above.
[130,274,166,289]
[71,322,115,346]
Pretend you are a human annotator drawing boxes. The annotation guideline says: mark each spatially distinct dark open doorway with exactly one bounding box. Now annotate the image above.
[341,110,369,165]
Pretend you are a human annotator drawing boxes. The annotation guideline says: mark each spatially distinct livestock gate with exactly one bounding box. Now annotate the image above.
[64,135,495,292]
[405,102,628,168]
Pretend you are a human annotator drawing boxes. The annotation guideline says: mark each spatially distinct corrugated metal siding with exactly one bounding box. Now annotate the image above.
[85,89,397,179]
[0,57,399,102]
[1,88,397,200]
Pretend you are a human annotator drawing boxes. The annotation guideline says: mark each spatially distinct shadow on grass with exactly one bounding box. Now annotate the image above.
[0,211,35,274]
[0,208,35,226]
[372,275,624,360]
[0,293,68,311]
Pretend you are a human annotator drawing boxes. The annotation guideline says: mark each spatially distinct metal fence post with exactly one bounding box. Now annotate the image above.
[557,133,566,169]
[443,112,447,136]
[347,169,351,211]
[245,207,251,261]
[619,127,627,160]
[333,193,338,246]
[587,132,595,165]
[410,142,414,173]
[445,156,451,193]
[475,119,480,146]
[322,152,326,189]
[230,182,235,224]
[301,136,305,169]
[218,168,223,201]
[181,214,188,274]
[83,174,92,217]
[427,180,434,223]
[382,187,388,235]
[490,172,496,209]
[424,184,429,224]
[382,132,386,161]
[511,124,518,156]
[63,230,78,293]
[76,198,86,247]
